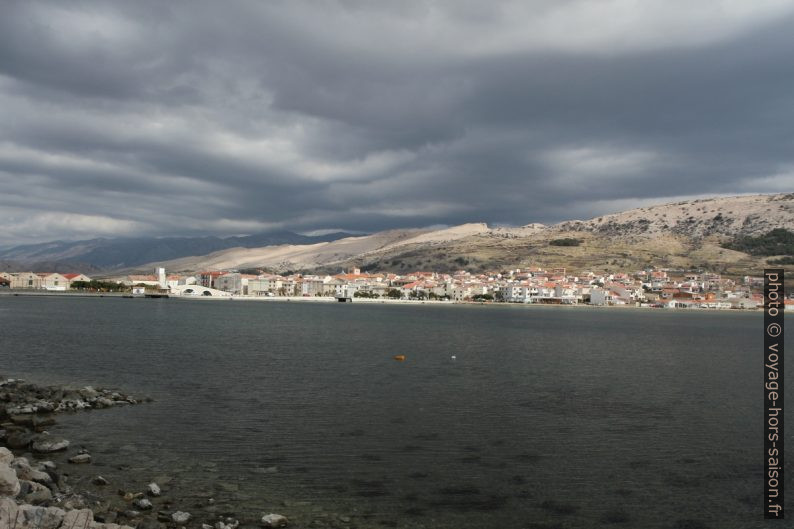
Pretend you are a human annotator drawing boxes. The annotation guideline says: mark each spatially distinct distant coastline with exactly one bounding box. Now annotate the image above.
[0,289,768,313]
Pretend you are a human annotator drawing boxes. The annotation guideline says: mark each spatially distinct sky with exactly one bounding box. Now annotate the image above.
[1,0,793,245]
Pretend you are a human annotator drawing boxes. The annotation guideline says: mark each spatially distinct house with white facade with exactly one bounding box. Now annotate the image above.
[38,273,69,291]
[10,273,42,289]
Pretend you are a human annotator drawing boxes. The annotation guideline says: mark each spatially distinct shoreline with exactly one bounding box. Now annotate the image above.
[0,377,293,529]
[0,289,765,313]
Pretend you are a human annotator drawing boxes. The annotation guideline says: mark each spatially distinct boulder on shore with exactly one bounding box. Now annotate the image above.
[6,431,34,449]
[16,503,66,529]
[0,499,66,529]
[10,458,52,484]
[0,447,14,465]
[0,463,21,497]
[22,480,53,504]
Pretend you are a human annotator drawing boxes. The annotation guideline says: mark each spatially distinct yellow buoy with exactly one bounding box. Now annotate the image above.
[393,355,406,362]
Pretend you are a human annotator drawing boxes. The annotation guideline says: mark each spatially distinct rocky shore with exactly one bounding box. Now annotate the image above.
[0,377,289,529]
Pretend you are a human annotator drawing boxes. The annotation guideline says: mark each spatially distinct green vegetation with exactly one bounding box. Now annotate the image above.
[472,293,494,301]
[71,280,128,292]
[549,238,582,247]
[723,228,794,256]
[353,290,379,298]
[769,256,794,265]
[386,288,402,299]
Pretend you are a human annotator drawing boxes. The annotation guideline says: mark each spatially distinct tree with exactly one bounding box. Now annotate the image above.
[71,280,127,292]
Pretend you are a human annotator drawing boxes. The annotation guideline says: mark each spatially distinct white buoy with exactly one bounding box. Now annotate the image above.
[451,355,457,360]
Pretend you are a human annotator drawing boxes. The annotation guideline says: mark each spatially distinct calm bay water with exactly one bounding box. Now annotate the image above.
[0,296,788,528]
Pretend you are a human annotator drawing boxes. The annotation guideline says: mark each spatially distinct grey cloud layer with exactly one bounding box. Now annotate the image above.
[1,0,793,244]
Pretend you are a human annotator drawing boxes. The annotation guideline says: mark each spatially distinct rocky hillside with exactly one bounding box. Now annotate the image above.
[556,193,794,238]
[137,193,794,277]
[327,194,794,276]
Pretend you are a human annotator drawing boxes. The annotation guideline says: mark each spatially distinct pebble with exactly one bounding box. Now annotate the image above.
[93,476,109,486]
[137,519,163,529]
[147,482,162,496]
[134,498,154,510]
[215,518,239,529]
[261,513,289,527]
[69,453,92,464]
[172,511,192,523]
[39,460,57,471]
[94,511,117,524]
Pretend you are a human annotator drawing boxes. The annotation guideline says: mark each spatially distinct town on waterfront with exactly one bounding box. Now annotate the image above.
[0,265,783,310]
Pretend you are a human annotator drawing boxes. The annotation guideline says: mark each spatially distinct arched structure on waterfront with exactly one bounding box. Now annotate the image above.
[170,284,232,297]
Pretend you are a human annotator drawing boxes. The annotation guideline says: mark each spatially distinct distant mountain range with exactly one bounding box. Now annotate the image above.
[0,231,357,272]
[135,193,794,277]
[3,193,793,276]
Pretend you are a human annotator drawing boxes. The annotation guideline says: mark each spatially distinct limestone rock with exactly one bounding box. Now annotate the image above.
[69,453,92,464]
[6,431,34,449]
[0,463,21,498]
[11,457,52,483]
[261,513,288,527]
[0,497,20,526]
[133,498,153,510]
[17,504,66,529]
[31,435,70,453]
[38,461,57,471]
[61,508,94,529]
[22,480,53,504]
[136,518,163,529]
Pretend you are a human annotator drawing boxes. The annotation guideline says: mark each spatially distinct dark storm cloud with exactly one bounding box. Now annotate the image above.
[1,0,793,244]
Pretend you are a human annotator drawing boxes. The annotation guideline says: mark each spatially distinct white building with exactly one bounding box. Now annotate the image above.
[40,273,69,291]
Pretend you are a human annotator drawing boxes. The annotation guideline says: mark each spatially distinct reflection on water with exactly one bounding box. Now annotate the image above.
[0,296,787,528]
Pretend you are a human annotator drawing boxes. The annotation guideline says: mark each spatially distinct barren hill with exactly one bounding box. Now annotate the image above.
[138,193,794,276]
[555,193,794,238]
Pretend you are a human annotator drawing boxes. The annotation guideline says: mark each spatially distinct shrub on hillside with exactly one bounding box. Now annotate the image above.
[723,228,794,255]
[549,238,582,247]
